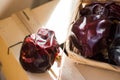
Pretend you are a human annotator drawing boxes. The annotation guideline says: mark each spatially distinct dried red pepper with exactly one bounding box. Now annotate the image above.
[71,2,120,60]
[19,28,60,73]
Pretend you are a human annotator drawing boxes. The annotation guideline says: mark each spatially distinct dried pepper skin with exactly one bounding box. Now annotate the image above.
[71,2,120,58]
[72,15,113,57]
[108,38,120,65]
[20,28,60,73]
[108,23,120,65]
[80,2,108,16]
[80,2,120,20]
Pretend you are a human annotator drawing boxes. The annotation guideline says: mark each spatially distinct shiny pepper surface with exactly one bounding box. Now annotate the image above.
[20,28,60,73]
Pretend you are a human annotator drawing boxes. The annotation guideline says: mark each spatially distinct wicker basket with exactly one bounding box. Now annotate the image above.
[65,0,120,73]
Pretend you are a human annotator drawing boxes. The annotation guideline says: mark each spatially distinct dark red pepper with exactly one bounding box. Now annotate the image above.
[19,28,60,73]
[72,15,113,57]
[108,23,120,65]
[70,2,120,63]
[80,2,120,20]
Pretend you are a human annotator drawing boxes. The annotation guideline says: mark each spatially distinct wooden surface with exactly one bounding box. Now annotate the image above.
[75,63,120,80]
[0,36,29,80]
[61,56,85,80]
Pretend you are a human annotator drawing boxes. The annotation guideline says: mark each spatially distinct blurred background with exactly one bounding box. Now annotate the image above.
[0,0,53,19]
